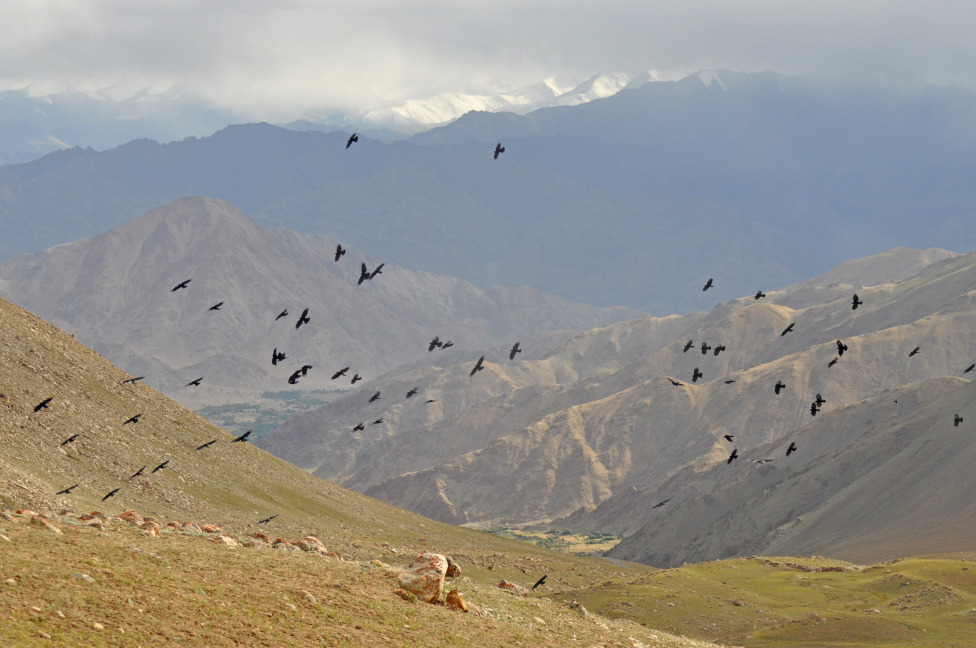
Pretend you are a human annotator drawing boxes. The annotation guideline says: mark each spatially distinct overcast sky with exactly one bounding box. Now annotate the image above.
[3,1,974,117]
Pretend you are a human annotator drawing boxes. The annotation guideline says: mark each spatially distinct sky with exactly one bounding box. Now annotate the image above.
[3,0,975,118]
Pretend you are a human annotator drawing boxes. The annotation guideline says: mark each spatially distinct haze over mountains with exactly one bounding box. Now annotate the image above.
[5,71,976,313]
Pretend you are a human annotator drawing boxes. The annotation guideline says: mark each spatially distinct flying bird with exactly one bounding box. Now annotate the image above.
[346,133,358,148]
[955,414,964,427]
[727,449,738,464]
[774,381,786,395]
[781,323,795,336]
[272,348,286,366]
[723,434,734,442]
[171,279,191,292]
[652,498,671,509]
[369,263,385,280]
[692,367,703,383]
[369,391,381,403]
[441,341,454,349]
[667,377,683,387]
[129,466,146,480]
[258,514,279,524]
[406,388,419,398]
[372,418,384,425]
[56,484,79,495]
[351,373,362,384]
[852,294,863,310]
[123,413,142,425]
[836,340,848,356]
[702,278,714,291]
[713,345,726,356]
[358,263,370,285]
[232,430,252,443]
[34,397,53,412]
[186,377,203,387]
[152,460,169,473]
[208,302,223,311]
[700,342,711,355]
[121,376,144,385]
[786,442,797,456]
[965,363,976,374]
[470,355,486,376]
[425,399,436,404]
[815,393,826,406]
[754,290,766,300]
[335,244,346,262]
[102,488,120,501]
[724,379,736,384]
[275,309,288,321]
[493,142,505,159]
[295,308,310,329]
[287,371,301,385]
[331,367,350,379]
[682,340,694,353]
[196,439,217,451]
[352,422,365,432]
[532,574,547,590]
[828,357,839,368]
[60,433,81,446]
[909,346,920,357]
[428,336,442,352]
[810,402,820,416]
[300,364,313,376]
[509,342,522,360]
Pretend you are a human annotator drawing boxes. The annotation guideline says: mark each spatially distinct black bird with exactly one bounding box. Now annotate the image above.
[258,514,279,524]
[786,442,797,456]
[836,340,848,356]
[56,484,79,495]
[852,294,863,310]
[509,342,522,360]
[727,449,738,464]
[196,439,217,451]
[682,340,694,353]
[123,413,142,425]
[369,263,385,280]
[754,290,766,300]
[532,574,547,590]
[724,379,736,384]
[186,377,203,387]
[406,387,419,398]
[300,364,313,376]
[441,341,454,349]
[351,373,362,384]
[815,393,826,406]
[828,357,839,368]
[702,277,714,291]
[774,380,786,395]
[272,348,286,366]
[493,142,505,159]
[171,279,191,292]
[965,363,976,374]
[700,342,711,355]
[470,355,486,376]
[296,308,310,329]
[372,418,384,425]
[692,367,703,383]
[287,371,301,385]
[955,414,964,427]
[102,488,120,501]
[332,367,350,379]
[781,323,795,336]
[713,345,726,356]
[723,434,734,442]
[810,402,820,416]
[358,263,370,285]
[208,302,223,311]
[346,133,358,148]
[652,498,671,509]
[129,466,146,480]
[232,430,252,443]
[121,376,144,385]
[275,309,288,321]
[152,460,169,473]
[428,336,442,352]
[34,397,53,412]
[909,346,920,357]
[667,377,683,387]
[426,399,436,404]
[60,433,81,446]
[352,422,365,432]
[369,391,381,403]
[335,244,346,262]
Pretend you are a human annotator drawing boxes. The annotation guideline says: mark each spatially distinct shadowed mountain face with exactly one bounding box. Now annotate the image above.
[6,72,976,313]
[0,197,639,406]
[257,246,976,564]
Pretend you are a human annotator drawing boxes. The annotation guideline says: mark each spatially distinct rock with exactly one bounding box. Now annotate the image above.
[498,580,529,597]
[284,603,297,612]
[73,573,96,584]
[38,631,51,639]
[213,535,238,547]
[117,510,143,526]
[394,588,417,603]
[0,511,14,522]
[533,616,546,625]
[92,622,104,631]
[4,578,16,585]
[140,521,160,537]
[272,539,299,552]
[0,534,11,542]
[398,553,448,603]
[241,537,268,549]
[304,593,317,605]
[201,524,222,534]
[446,556,462,578]
[30,516,63,535]
[248,531,271,542]
[294,536,328,555]
[16,509,38,517]
[445,589,468,612]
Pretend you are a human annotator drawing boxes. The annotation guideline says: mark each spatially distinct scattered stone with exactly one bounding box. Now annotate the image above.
[38,631,51,639]
[498,580,529,597]
[117,510,143,526]
[241,537,268,549]
[446,556,462,578]
[4,578,15,585]
[272,539,299,552]
[56,611,65,618]
[284,602,297,612]
[30,516,63,535]
[0,511,14,522]
[294,536,328,555]
[445,589,468,612]
[381,542,398,555]
[16,509,38,517]
[0,534,10,542]
[201,524,222,534]
[398,553,448,603]
[30,606,42,613]
[533,616,546,625]
[140,521,160,537]
[73,573,95,584]
[213,535,238,547]
[394,589,417,603]
[248,531,271,542]
[92,622,104,631]
[304,593,317,605]
[85,521,105,532]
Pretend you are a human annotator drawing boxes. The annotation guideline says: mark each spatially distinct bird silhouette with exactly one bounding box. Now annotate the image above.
[470,355,486,376]
[208,302,223,311]
[700,342,711,355]
[955,414,964,427]
[836,340,848,356]
[786,442,797,456]
[121,376,144,385]
[909,346,920,357]
[702,278,714,291]
[258,514,279,524]
[102,488,120,501]
[428,336,442,352]
[196,439,217,451]
[369,263,385,280]
[852,294,863,310]
[828,357,839,368]
[692,367,703,382]
[332,367,350,379]
[724,379,736,384]
[965,363,976,374]
[652,498,671,509]
[346,133,358,148]
[810,402,819,416]
[123,413,142,425]
[509,342,522,360]
[287,371,302,385]
[129,466,145,480]
[56,484,79,495]
[781,323,795,336]
[352,422,365,432]
[152,460,169,473]
[425,399,436,404]
[682,340,694,353]
[815,393,826,406]
[369,391,381,403]
[727,449,738,464]
[295,308,310,329]
[372,418,384,425]
[493,142,505,159]
[713,345,726,356]
[723,434,734,442]
[667,377,683,387]
[272,348,286,366]
[351,373,362,384]
[406,387,419,398]
[171,279,191,292]
[532,574,548,589]
[34,397,53,412]
[754,290,766,300]
[441,341,454,349]
[300,364,313,376]
[358,263,370,285]
[774,381,786,395]
[334,244,346,262]
[275,309,288,321]
[60,433,81,446]
[186,377,203,387]
[232,430,252,443]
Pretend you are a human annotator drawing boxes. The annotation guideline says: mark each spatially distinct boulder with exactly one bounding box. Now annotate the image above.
[498,580,529,597]
[398,553,448,603]
[446,556,462,578]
